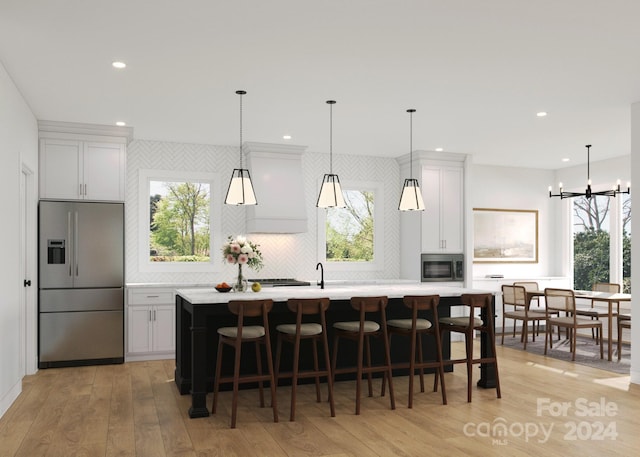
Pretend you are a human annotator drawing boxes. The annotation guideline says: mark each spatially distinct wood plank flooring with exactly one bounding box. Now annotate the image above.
[1,341,638,456]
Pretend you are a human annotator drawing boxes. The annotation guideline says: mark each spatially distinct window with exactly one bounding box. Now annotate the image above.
[572,193,631,292]
[573,196,610,289]
[317,181,384,271]
[139,169,221,272]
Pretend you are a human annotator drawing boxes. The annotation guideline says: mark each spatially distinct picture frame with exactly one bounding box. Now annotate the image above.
[473,208,538,263]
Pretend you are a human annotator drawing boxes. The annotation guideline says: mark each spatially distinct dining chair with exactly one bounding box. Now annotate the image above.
[575,282,620,339]
[274,297,335,421]
[544,288,603,361]
[212,299,278,428]
[384,295,447,407]
[438,293,501,403]
[501,285,546,349]
[617,314,631,360]
[331,296,395,415]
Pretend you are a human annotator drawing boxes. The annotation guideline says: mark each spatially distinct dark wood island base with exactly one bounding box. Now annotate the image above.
[174,287,497,418]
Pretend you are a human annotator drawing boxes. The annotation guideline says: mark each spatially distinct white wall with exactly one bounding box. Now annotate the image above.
[125,140,401,285]
[468,163,560,278]
[630,102,640,385]
[0,61,38,418]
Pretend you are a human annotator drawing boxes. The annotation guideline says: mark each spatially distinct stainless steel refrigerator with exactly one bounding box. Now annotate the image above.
[38,200,124,368]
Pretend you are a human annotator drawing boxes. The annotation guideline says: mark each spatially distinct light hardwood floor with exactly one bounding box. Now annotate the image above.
[1,341,638,457]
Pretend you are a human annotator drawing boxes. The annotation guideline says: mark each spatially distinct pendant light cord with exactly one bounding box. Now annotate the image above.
[408,108,416,180]
[239,92,243,170]
[586,144,591,183]
[327,100,336,174]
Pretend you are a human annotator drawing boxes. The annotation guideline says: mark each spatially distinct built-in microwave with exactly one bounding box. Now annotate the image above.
[421,253,464,282]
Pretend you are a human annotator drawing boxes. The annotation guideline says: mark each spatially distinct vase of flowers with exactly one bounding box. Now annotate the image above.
[222,235,264,292]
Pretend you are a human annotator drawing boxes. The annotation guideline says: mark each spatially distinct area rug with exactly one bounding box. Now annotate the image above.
[498,333,631,374]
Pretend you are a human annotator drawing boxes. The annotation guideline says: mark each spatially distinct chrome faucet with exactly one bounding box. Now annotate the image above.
[316,262,324,289]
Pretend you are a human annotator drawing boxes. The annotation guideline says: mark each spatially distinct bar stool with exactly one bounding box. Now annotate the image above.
[332,296,395,415]
[617,314,631,360]
[385,295,447,407]
[438,293,501,403]
[212,299,278,428]
[274,297,335,421]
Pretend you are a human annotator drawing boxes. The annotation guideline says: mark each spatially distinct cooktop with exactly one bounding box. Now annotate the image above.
[247,278,311,287]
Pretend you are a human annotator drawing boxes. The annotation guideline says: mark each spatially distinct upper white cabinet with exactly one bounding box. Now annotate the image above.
[38,121,132,202]
[40,139,126,201]
[398,151,467,280]
[421,165,463,253]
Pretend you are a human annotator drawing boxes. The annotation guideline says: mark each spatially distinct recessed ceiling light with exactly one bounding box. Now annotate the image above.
[116,121,126,126]
[112,61,126,69]
[435,147,443,152]
[562,158,570,162]
[536,111,548,117]
[283,135,292,140]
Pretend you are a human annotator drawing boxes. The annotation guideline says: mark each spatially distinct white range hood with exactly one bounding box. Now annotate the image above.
[244,142,308,233]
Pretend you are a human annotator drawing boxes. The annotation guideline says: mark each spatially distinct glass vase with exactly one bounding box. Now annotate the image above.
[234,264,248,292]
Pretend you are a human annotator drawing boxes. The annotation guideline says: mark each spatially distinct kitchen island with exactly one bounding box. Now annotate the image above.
[175,283,497,418]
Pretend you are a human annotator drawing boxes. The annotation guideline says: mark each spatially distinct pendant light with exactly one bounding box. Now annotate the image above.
[398,109,425,211]
[316,100,346,208]
[548,145,630,199]
[225,90,257,205]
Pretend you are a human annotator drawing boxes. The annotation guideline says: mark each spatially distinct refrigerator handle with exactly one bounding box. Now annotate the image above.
[67,211,72,276]
[74,211,79,276]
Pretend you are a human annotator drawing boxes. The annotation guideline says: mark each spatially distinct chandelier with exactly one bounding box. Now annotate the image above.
[548,145,630,199]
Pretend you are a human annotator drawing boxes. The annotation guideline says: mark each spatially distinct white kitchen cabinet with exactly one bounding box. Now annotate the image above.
[39,138,126,201]
[421,165,463,253]
[126,288,175,361]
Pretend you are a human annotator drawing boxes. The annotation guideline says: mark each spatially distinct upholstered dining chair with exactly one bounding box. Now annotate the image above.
[331,296,395,415]
[544,288,603,361]
[501,284,546,349]
[212,299,278,428]
[274,297,335,421]
[617,314,631,360]
[438,293,501,403]
[385,295,447,407]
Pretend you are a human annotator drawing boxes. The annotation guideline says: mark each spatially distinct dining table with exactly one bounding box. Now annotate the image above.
[525,289,631,361]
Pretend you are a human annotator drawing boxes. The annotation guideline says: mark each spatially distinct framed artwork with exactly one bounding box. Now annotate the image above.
[473,208,538,263]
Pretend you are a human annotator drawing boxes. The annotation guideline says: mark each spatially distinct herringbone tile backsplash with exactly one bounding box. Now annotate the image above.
[126,139,400,285]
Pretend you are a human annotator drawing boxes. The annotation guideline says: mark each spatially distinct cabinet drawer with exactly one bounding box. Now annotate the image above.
[128,289,174,305]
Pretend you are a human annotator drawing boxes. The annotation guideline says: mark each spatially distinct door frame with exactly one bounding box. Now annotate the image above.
[20,163,37,375]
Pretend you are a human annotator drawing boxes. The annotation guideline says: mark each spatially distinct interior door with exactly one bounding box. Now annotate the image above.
[74,202,124,288]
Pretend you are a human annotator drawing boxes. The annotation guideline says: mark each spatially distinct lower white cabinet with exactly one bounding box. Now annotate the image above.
[126,288,175,361]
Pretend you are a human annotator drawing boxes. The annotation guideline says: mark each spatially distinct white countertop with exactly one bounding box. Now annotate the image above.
[176,283,495,305]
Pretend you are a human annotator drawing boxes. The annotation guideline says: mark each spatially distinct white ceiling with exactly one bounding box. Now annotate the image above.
[1,0,640,169]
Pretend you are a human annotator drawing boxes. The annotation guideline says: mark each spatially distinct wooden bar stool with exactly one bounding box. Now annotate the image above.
[274,297,335,421]
[331,296,395,415]
[385,295,447,407]
[212,299,278,428]
[439,293,501,403]
[617,314,631,360]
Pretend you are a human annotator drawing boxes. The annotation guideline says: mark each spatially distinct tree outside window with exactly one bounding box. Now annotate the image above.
[326,190,374,262]
[573,195,631,292]
[149,181,210,262]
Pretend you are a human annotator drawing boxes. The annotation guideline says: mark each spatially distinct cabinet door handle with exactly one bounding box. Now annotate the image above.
[84,184,87,195]
[149,310,152,321]
[146,295,160,298]
[79,183,83,196]
[153,310,156,321]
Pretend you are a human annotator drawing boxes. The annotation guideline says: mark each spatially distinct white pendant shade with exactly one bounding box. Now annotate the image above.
[398,178,425,211]
[225,169,257,205]
[317,174,346,208]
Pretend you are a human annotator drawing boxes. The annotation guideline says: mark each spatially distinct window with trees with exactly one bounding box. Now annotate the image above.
[573,194,631,292]
[318,181,384,271]
[138,170,221,272]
